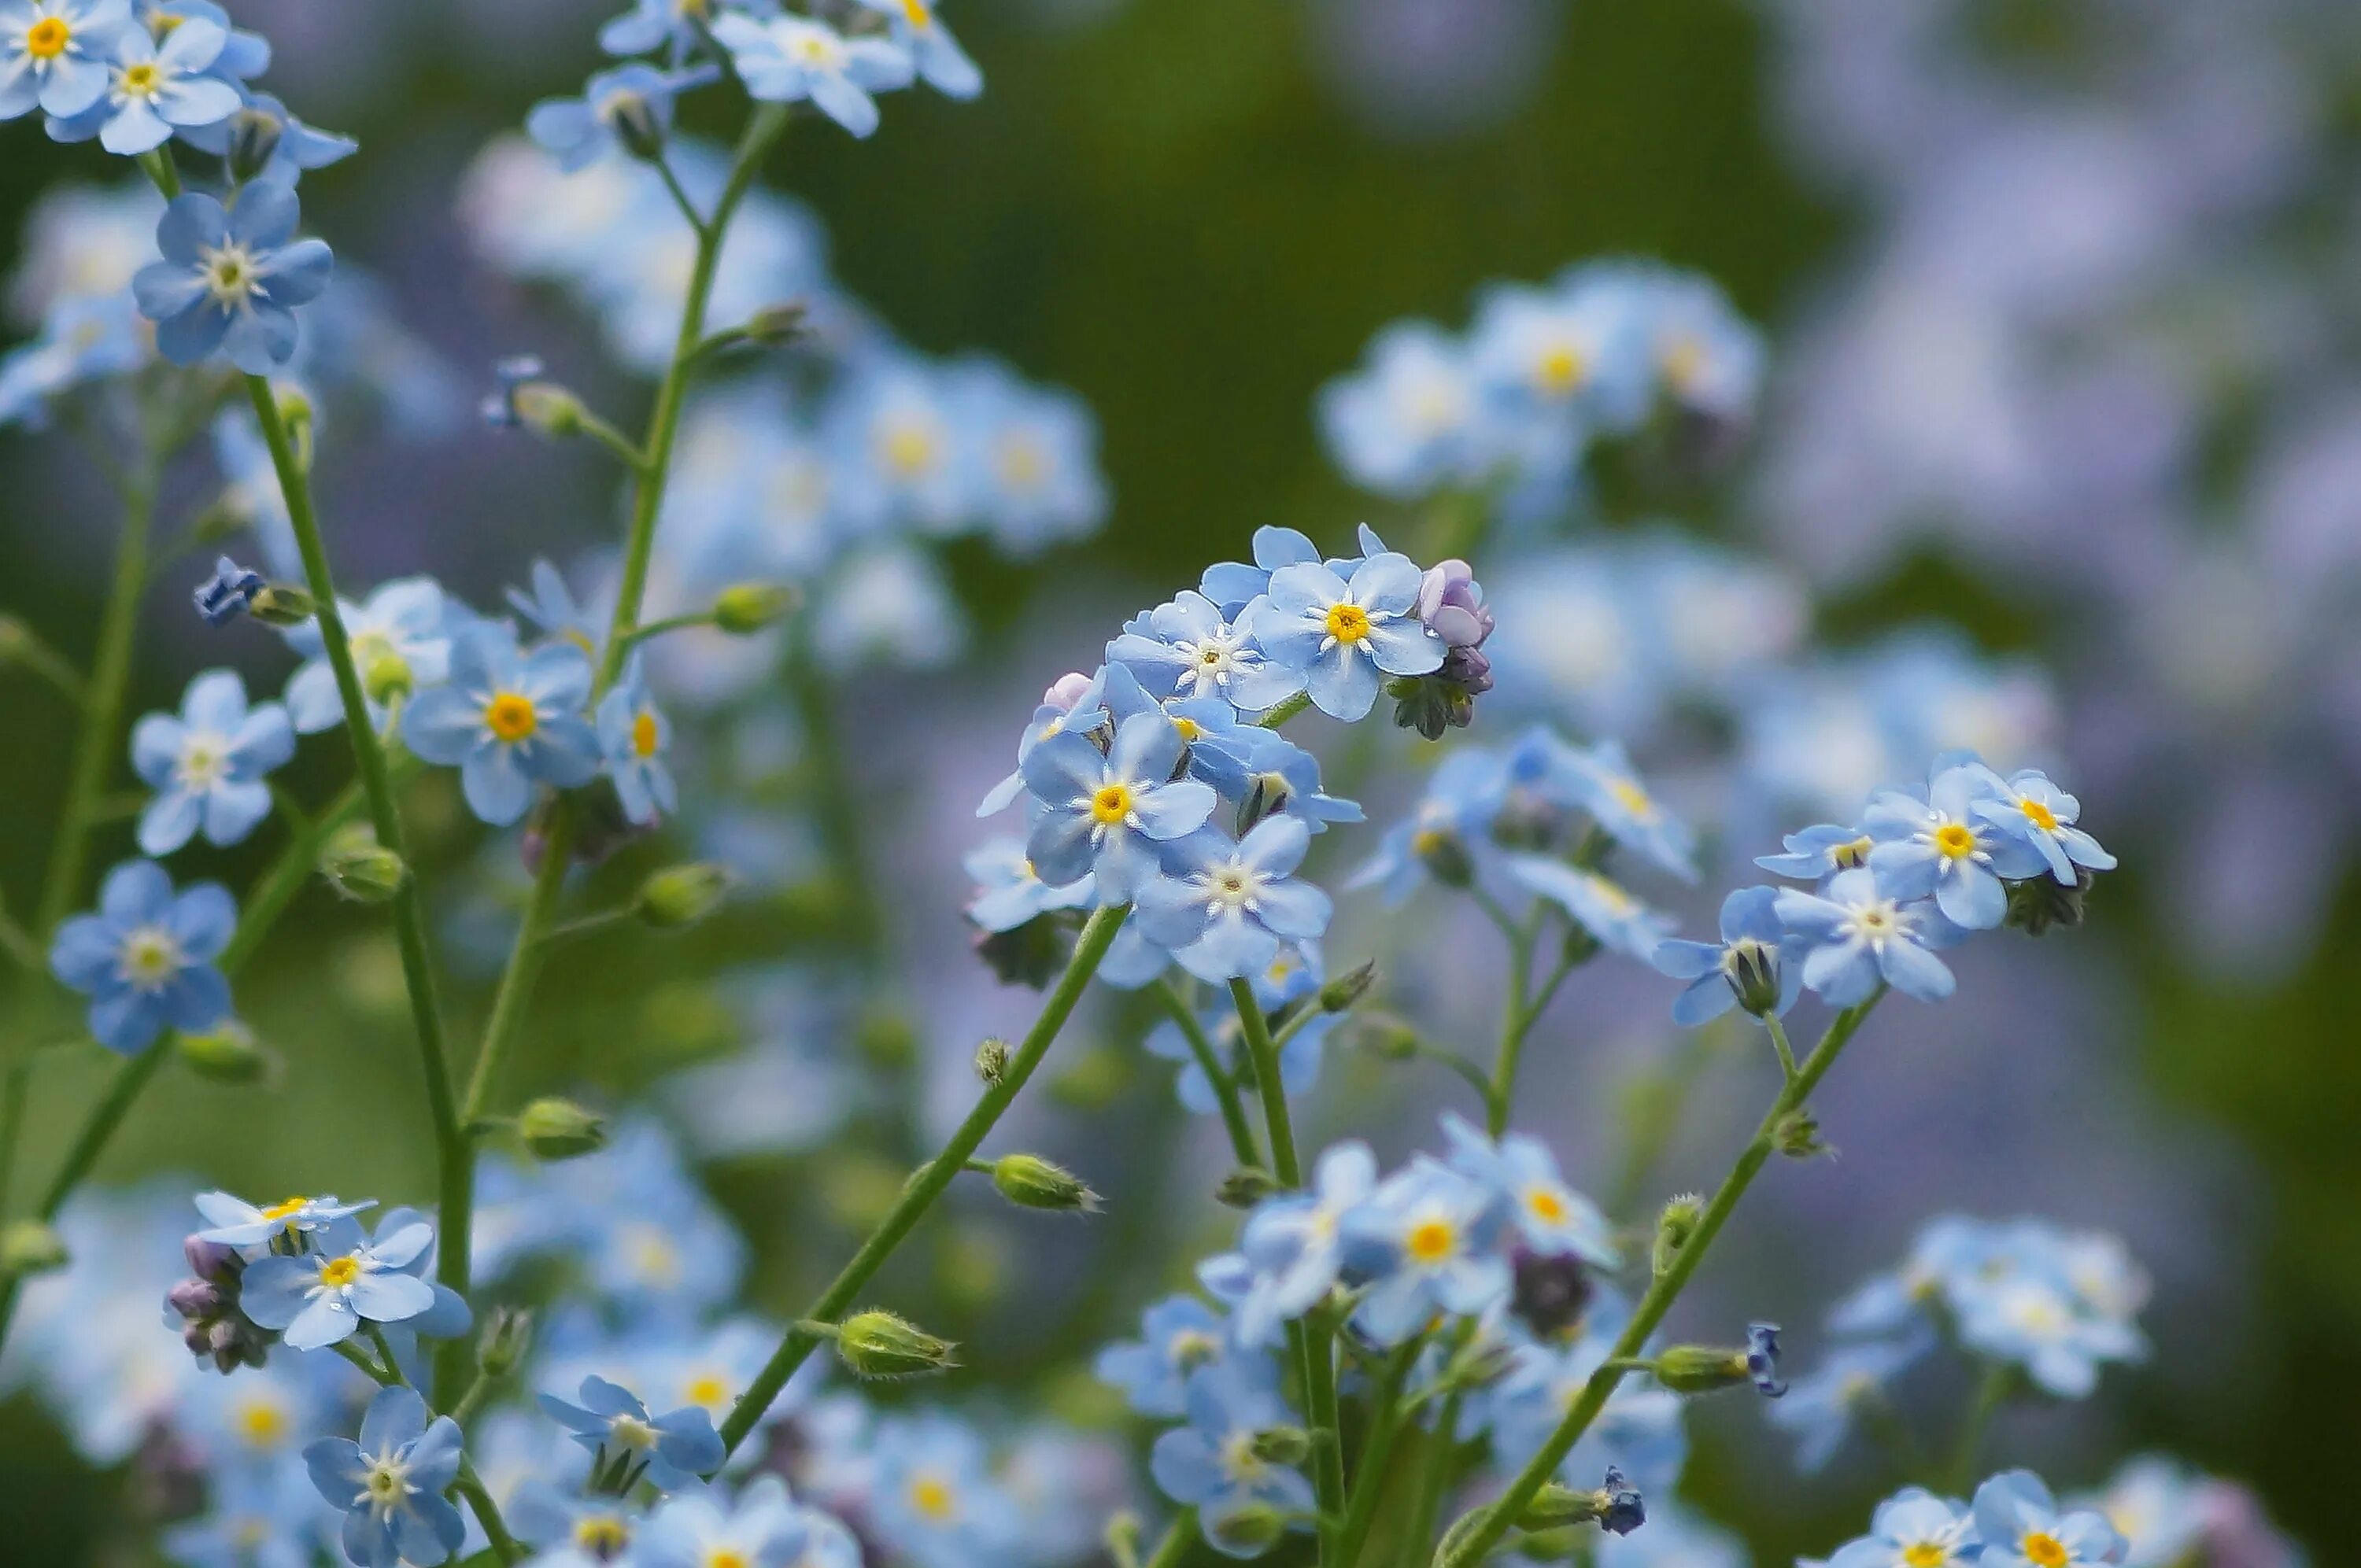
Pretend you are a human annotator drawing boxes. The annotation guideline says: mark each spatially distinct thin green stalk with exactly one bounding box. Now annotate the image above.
[1432,994,1886,1568]
[716,902,1129,1456]
[0,898,39,972]
[1397,1396,1464,1568]
[1764,1014,1800,1083]
[1154,980,1260,1168]
[3,620,86,706]
[456,1467,525,1564]
[1948,1362,2013,1494]
[445,109,795,1400]
[36,452,155,932]
[1332,1342,1422,1565]
[1143,1510,1199,1568]
[245,378,467,1407]
[1229,978,1344,1556]
[785,613,884,965]
[0,1057,28,1220]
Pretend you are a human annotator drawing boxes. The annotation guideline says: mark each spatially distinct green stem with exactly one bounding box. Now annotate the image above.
[716,902,1129,1457]
[0,899,39,972]
[245,378,468,1408]
[785,614,884,965]
[1948,1362,2013,1494]
[1143,1511,1199,1568]
[1432,994,1886,1568]
[456,1466,525,1564]
[442,109,794,1402]
[1229,979,1345,1556]
[1332,1342,1422,1565]
[36,453,155,933]
[1484,923,1550,1138]
[1398,1396,1464,1568]
[1153,980,1260,1168]
[3,621,86,706]
[0,1057,28,1221]
[1764,1014,1799,1083]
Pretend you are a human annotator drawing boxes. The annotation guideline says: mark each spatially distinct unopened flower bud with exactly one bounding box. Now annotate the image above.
[1390,673,1476,741]
[1518,1467,1643,1537]
[2005,867,2095,935]
[973,1036,1011,1085]
[177,1020,273,1085]
[742,301,809,347]
[1773,1109,1830,1160]
[637,862,730,928]
[607,88,667,162]
[363,647,413,705]
[988,1153,1100,1214]
[1206,1502,1290,1555]
[183,1234,238,1281]
[320,825,406,903]
[1649,1344,1754,1394]
[1361,1018,1421,1062]
[830,1308,959,1379]
[514,381,586,439]
[478,1307,534,1378]
[224,105,284,183]
[1653,1193,1703,1277]
[2,1220,69,1278]
[1249,1426,1313,1467]
[1104,1511,1144,1568]
[519,1097,608,1160]
[1320,960,1377,1013]
[711,581,797,634]
[1042,671,1093,710]
[192,558,267,626]
[1217,1167,1280,1209]
[1417,559,1493,648]
[166,1276,227,1322]
[1510,1249,1594,1338]
[246,583,316,628]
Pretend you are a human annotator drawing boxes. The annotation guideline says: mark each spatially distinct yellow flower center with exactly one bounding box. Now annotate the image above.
[1172,716,1201,743]
[317,1255,362,1289]
[1903,1546,1948,1568]
[882,422,935,475]
[366,1464,404,1501]
[120,60,160,94]
[1325,603,1372,644]
[25,16,69,57]
[909,1474,956,1521]
[1525,1186,1567,1223]
[683,1374,729,1411]
[235,1400,289,1446]
[1609,778,1653,818]
[260,1195,311,1223]
[1406,1218,1457,1263]
[996,435,1045,490]
[1535,343,1583,394]
[901,0,934,30]
[631,710,660,758]
[2020,795,2059,832]
[1934,822,1977,859]
[1833,834,1874,869]
[1090,783,1134,825]
[484,692,538,743]
[1410,827,1448,855]
[707,1551,749,1568]
[1662,334,1705,389]
[575,1516,630,1555]
[2020,1533,2069,1568]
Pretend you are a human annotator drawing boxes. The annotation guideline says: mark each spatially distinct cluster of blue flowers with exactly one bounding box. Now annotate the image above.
[1775,1215,2151,1473]
[1318,261,1762,511]
[1805,1471,2128,1568]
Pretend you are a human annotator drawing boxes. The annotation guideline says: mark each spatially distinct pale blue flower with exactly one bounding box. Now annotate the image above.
[1439,1112,1616,1268]
[963,836,1092,932]
[866,1411,1025,1568]
[1022,710,1217,901]
[852,0,980,99]
[193,1190,372,1249]
[598,0,767,61]
[1972,768,2117,886]
[0,0,133,121]
[1318,320,1487,499]
[506,1480,645,1568]
[597,652,676,825]
[1199,526,1320,615]
[1228,727,1362,835]
[282,576,452,734]
[1094,1293,1237,1419]
[1628,264,1763,424]
[0,291,147,427]
[710,11,912,138]
[129,667,294,855]
[1755,821,1875,884]
[303,1386,467,1568]
[637,1476,811,1568]
[42,14,238,155]
[541,1374,724,1492]
[133,181,332,372]
[1775,868,1960,1005]
[2073,1459,2209,1568]
[506,558,605,657]
[1823,1487,1979,1568]
[1865,756,2046,929]
[402,620,599,825]
[950,360,1103,552]
[1484,1304,1687,1498]
[48,858,232,1052]
[1150,1360,1316,1556]
[135,0,266,78]
[239,1213,437,1350]
[1768,1334,1931,1474]
[1108,589,1302,714]
[1971,1470,2127,1568]
[1343,1154,1510,1345]
[1346,747,1508,904]
[1249,551,1443,721]
[1505,854,1676,962]
[1142,996,1325,1122]
[1650,885,1801,1025]
[527,64,708,172]
[177,90,357,184]
[1135,817,1332,982]
[1229,1141,1375,1346]
[163,1454,330,1568]
[1551,736,1697,882]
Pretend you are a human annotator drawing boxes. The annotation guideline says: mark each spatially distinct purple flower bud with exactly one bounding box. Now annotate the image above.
[1042,671,1093,710]
[183,1234,239,1281]
[1417,560,1493,649]
[167,1278,227,1322]
[1439,644,1493,696]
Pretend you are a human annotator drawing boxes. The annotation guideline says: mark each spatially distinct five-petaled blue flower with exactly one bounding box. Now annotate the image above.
[193,1188,373,1249]
[1108,588,1302,714]
[597,651,676,825]
[1135,816,1333,981]
[239,1212,438,1350]
[1440,1112,1617,1268]
[540,1374,725,1493]
[963,836,1092,932]
[49,857,233,1053]
[1249,549,1443,721]
[1824,1485,1979,1568]
[852,0,981,100]
[44,13,240,156]
[1970,1470,2127,1568]
[1973,767,2117,886]
[1228,1141,1376,1346]
[1343,1153,1509,1345]
[283,576,452,734]
[1864,756,2046,930]
[709,10,912,138]
[1093,1293,1236,1419]
[1755,821,1875,884]
[302,1385,467,1568]
[1022,710,1216,902]
[1506,854,1676,963]
[0,0,132,122]
[1651,885,1801,1025]
[130,667,295,856]
[133,181,333,373]
[177,90,358,185]
[1149,1358,1316,1558]
[527,62,703,172]
[1774,868,1960,1005]
[402,620,599,825]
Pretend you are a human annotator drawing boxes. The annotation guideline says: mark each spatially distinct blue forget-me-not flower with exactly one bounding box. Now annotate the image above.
[48,857,233,1052]
[402,620,599,826]
[133,181,333,373]
[130,667,294,855]
[302,1385,467,1568]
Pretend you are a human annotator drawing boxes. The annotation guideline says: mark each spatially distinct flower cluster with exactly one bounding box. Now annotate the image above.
[1775,1216,2151,1473]
[1319,261,1762,510]
[1806,1471,2128,1568]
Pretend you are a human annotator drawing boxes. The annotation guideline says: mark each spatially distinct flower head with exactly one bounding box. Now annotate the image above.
[1651,885,1801,1024]
[539,1374,725,1493]
[302,1386,467,1568]
[0,0,135,121]
[709,11,912,138]
[130,667,294,855]
[49,858,234,1052]
[1020,710,1217,902]
[132,181,333,374]
[1135,816,1332,982]
[1971,1470,2127,1568]
[1774,867,1961,1005]
[1824,1486,1979,1568]
[238,1211,438,1350]
[42,13,238,156]
[1248,550,1444,721]
[401,619,599,825]
[597,651,676,826]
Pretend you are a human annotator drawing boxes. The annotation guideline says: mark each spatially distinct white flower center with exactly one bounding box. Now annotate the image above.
[176,730,231,790]
[116,924,183,989]
[198,241,264,310]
